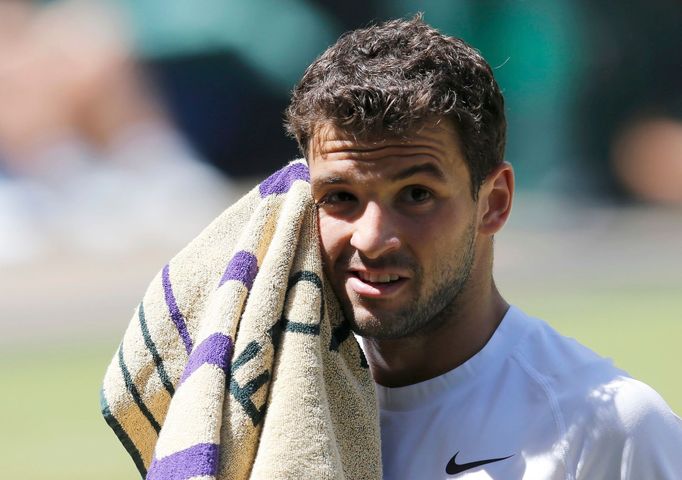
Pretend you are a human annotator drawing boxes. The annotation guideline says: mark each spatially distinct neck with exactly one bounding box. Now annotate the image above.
[362,275,509,388]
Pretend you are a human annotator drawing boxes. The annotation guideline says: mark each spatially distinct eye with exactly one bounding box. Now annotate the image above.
[400,186,433,204]
[317,191,357,206]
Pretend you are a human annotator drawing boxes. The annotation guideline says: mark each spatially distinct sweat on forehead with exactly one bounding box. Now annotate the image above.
[307,118,456,156]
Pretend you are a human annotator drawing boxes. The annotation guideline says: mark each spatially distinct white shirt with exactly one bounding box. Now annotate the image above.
[376,306,682,479]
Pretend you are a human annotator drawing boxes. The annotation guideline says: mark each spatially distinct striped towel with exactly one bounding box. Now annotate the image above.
[101,160,382,479]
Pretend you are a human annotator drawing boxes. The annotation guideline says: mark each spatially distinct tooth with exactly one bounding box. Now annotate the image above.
[357,272,399,283]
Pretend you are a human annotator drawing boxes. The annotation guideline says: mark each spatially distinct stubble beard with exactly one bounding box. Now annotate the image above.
[340,223,477,340]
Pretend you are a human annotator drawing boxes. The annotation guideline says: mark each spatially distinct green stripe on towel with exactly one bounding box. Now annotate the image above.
[138,303,175,396]
[100,387,147,478]
[118,345,162,433]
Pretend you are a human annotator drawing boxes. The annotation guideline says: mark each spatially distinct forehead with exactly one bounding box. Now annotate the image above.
[307,119,468,182]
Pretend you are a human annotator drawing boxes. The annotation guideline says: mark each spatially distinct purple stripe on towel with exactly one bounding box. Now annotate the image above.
[219,250,258,290]
[146,443,219,480]
[258,162,310,197]
[162,264,193,353]
[179,333,233,386]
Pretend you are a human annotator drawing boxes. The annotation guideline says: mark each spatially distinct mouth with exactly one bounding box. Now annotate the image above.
[346,270,408,298]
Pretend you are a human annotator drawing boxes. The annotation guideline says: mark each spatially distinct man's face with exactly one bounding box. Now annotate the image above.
[308,120,479,339]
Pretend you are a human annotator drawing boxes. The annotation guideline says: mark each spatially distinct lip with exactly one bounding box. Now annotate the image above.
[346,270,409,298]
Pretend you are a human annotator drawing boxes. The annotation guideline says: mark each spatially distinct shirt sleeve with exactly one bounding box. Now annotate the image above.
[616,379,682,479]
[573,377,682,479]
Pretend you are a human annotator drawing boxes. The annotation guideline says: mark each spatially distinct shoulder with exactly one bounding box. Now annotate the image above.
[506,308,625,388]
[506,308,682,476]
[577,377,682,478]
[509,309,676,426]
[608,377,682,438]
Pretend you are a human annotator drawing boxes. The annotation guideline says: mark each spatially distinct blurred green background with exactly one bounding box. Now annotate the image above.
[1,0,681,479]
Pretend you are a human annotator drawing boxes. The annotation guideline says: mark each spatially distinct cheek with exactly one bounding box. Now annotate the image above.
[398,208,467,259]
[397,204,446,237]
[317,214,350,267]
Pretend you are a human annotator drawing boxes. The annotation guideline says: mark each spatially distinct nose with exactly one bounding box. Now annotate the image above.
[350,201,401,259]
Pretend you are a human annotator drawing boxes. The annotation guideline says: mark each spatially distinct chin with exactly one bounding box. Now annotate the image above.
[342,304,385,337]
[348,309,419,340]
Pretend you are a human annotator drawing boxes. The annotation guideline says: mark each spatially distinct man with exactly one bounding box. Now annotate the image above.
[285,16,682,479]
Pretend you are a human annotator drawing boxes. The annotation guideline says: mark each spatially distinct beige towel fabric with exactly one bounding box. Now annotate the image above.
[101,160,382,479]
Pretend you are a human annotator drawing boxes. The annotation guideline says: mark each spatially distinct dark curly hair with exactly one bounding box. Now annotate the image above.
[285,15,506,197]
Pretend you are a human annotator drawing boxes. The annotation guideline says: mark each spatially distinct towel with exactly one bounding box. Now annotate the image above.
[100,160,382,480]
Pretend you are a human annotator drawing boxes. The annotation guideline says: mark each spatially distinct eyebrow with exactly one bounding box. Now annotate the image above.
[311,175,346,191]
[390,163,447,182]
[312,163,447,191]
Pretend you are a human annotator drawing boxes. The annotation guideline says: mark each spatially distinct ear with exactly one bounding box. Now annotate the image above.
[476,162,514,236]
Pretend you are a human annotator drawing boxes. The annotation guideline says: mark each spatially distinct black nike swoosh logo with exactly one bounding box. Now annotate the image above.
[446,451,514,475]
